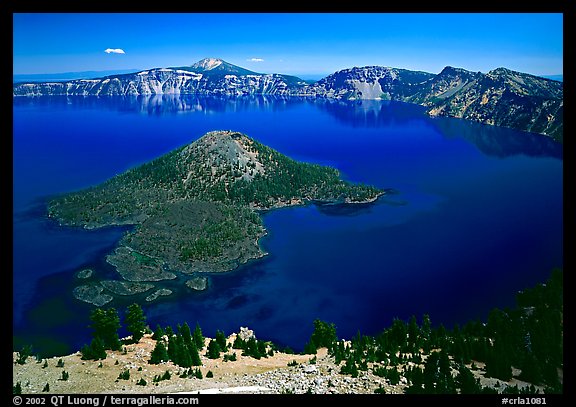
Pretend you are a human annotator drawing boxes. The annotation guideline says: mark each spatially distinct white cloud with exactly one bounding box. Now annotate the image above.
[104,48,126,54]
[247,58,264,62]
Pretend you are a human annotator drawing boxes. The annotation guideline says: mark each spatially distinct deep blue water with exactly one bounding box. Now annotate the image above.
[13,95,563,356]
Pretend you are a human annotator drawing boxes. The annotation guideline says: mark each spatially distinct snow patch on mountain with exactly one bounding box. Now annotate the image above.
[194,58,224,70]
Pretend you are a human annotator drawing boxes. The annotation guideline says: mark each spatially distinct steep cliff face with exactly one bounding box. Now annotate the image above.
[425,67,563,141]
[13,58,563,140]
[13,58,308,97]
[297,66,434,100]
[13,69,306,97]
[406,66,484,105]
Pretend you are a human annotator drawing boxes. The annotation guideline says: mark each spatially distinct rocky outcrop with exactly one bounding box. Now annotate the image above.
[296,65,434,100]
[13,58,563,140]
[425,67,563,141]
[305,65,563,140]
[13,58,307,97]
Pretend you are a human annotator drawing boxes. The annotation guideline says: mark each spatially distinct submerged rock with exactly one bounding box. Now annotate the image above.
[73,284,113,306]
[76,269,93,279]
[145,288,173,302]
[106,247,177,282]
[100,280,154,296]
[185,276,208,291]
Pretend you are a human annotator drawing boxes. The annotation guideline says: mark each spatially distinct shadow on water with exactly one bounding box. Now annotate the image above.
[311,98,562,159]
[430,115,563,159]
[312,189,406,216]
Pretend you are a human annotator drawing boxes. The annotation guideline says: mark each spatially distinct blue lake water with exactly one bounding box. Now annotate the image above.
[12,95,563,356]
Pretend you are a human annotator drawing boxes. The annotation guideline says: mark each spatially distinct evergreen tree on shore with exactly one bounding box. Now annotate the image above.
[125,303,147,343]
[89,308,122,351]
[193,322,204,350]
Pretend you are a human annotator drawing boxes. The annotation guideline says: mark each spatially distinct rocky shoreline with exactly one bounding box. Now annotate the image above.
[47,131,385,306]
[13,330,544,395]
[12,333,404,395]
[69,194,383,307]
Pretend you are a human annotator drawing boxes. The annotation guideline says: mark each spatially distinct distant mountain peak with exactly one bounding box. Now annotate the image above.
[438,66,474,75]
[187,57,258,76]
[192,58,224,71]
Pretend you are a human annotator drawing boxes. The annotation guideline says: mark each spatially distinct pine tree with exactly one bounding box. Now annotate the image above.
[89,308,122,351]
[408,315,420,349]
[177,340,193,368]
[456,363,481,394]
[243,337,261,359]
[179,322,193,347]
[193,322,204,350]
[188,341,202,366]
[421,314,432,341]
[308,319,337,350]
[167,334,181,364]
[233,334,246,350]
[257,340,268,358]
[125,303,147,343]
[206,339,221,359]
[149,341,169,364]
[13,382,22,394]
[16,344,33,365]
[215,329,227,350]
[390,318,408,349]
[485,336,512,381]
[152,324,165,341]
[81,336,107,360]
[422,350,456,394]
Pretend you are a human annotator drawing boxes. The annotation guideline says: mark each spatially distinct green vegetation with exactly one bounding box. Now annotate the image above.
[223,352,237,362]
[206,339,221,359]
[16,268,560,394]
[88,308,122,351]
[304,319,337,354]
[48,131,383,291]
[125,303,147,343]
[193,322,204,349]
[13,382,22,394]
[131,251,157,266]
[80,337,107,360]
[215,329,228,350]
[153,370,171,383]
[179,367,203,379]
[149,341,169,364]
[232,335,270,360]
[322,268,563,394]
[16,344,33,365]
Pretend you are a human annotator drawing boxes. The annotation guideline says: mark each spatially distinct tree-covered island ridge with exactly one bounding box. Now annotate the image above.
[47,130,384,305]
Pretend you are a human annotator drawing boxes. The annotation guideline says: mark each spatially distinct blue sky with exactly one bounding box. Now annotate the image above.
[13,13,563,77]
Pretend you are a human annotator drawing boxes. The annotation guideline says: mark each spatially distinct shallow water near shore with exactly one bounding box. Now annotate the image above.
[13,95,563,356]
